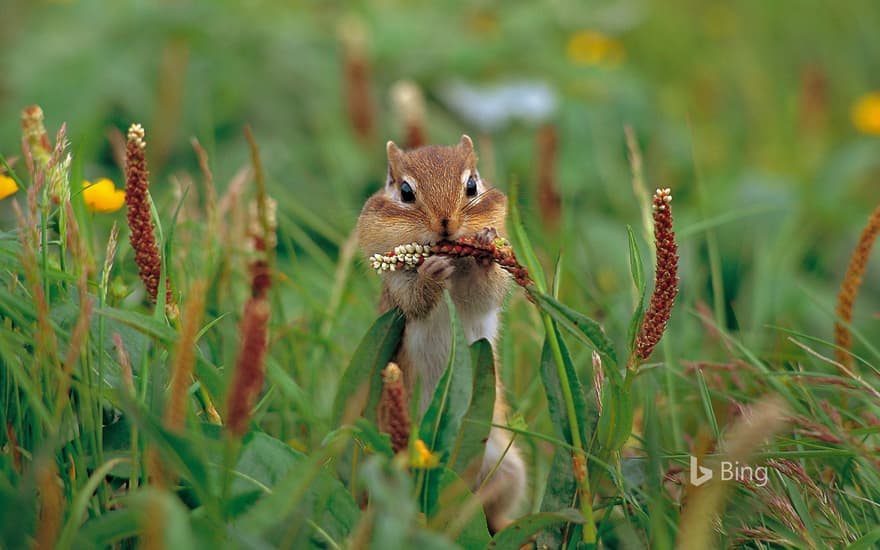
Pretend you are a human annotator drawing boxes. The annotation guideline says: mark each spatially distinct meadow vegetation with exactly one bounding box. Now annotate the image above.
[1,1,879,548]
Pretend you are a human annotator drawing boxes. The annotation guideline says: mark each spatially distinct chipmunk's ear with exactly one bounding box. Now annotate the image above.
[386,140,404,165]
[457,134,474,153]
[385,141,404,188]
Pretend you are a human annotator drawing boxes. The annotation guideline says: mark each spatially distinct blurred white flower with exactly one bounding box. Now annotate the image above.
[440,80,558,131]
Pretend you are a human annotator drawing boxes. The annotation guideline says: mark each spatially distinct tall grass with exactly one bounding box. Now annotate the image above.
[0,100,878,550]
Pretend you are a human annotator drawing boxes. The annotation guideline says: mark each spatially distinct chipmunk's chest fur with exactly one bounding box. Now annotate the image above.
[403,294,500,412]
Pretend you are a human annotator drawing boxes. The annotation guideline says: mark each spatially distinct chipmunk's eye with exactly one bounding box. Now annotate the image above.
[465,175,478,197]
[400,181,415,203]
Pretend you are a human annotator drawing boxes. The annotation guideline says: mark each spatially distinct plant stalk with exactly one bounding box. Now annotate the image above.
[542,313,596,544]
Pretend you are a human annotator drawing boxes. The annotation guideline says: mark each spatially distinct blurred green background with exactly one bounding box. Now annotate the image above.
[2,0,879,417]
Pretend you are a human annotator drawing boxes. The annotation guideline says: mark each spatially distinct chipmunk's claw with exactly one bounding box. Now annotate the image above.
[475,226,498,246]
[419,255,454,281]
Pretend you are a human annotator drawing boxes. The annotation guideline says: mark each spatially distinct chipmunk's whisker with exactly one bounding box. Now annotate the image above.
[462,187,493,213]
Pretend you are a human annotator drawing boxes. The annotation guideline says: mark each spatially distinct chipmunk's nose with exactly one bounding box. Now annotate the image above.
[438,217,460,239]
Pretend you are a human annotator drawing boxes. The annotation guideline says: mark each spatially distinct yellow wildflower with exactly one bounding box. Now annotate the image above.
[852,92,880,135]
[566,30,624,66]
[82,179,125,213]
[411,439,441,469]
[0,174,19,199]
[467,11,497,35]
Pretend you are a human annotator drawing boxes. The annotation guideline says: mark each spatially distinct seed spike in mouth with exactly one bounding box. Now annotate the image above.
[368,235,533,288]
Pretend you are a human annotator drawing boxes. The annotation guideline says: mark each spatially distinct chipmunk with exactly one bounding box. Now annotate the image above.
[357,135,526,533]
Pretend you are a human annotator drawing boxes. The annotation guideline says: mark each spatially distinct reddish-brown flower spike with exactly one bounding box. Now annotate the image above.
[226,297,271,437]
[164,281,207,433]
[339,17,375,142]
[834,203,880,370]
[536,124,562,229]
[377,362,411,453]
[124,124,173,310]
[35,459,63,550]
[635,188,679,360]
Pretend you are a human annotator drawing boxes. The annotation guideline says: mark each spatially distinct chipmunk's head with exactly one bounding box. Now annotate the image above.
[357,135,507,257]
[382,135,505,242]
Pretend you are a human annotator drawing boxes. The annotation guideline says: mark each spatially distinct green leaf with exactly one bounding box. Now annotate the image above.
[332,308,405,426]
[356,456,460,550]
[56,458,128,550]
[419,293,474,458]
[0,470,37,549]
[95,307,177,344]
[129,489,196,549]
[595,384,634,453]
[537,448,579,549]
[530,289,619,369]
[73,510,139,550]
[432,468,491,548]
[229,432,303,507]
[449,339,496,480]
[540,325,594,446]
[846,528,880,550]
[118,396,213,508]
[419,293,475,514]
[233,433,358,545]
[487,510,584,549]
[353,418,395,458]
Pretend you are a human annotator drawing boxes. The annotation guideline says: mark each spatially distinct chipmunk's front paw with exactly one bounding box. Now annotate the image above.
[419,255,455,281]
[474,227,498,267]
[474,226,498,246]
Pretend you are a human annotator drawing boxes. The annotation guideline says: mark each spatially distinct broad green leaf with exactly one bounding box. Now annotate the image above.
[419,293,474,458]
[487,509,584,549]
[540,325,594,446]
[529,290,619,369]
[332,308,405,426]
[595,384,634,453]
[537,448,579,549]
[229,432,303,508]
[234,433,358,545]
[450,339,496,480]
[431,468,491,548]
[419,293,474,514]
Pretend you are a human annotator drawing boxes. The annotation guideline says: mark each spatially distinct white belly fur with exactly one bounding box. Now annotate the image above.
[405,300,500,412]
